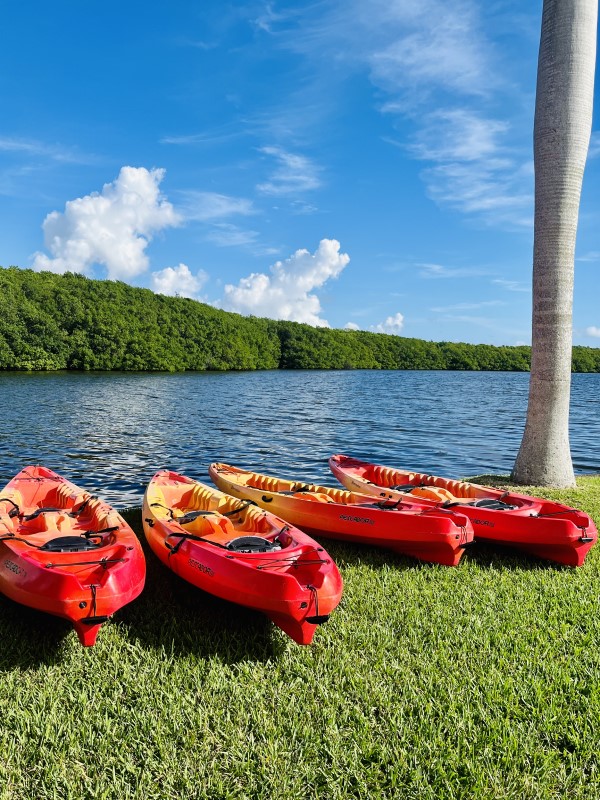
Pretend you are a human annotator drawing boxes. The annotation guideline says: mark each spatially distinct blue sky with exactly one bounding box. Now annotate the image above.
[1,0,599,345]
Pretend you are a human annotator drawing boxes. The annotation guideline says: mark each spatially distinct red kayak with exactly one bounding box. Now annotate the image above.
[329,454,597,566]
[0,466,146,645]
[142,470,343,645]
[209,462,474,566]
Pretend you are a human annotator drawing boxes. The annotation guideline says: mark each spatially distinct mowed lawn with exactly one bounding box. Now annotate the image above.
[1,477,599,800]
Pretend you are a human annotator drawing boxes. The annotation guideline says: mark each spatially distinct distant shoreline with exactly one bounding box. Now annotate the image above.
[2,265,599,373]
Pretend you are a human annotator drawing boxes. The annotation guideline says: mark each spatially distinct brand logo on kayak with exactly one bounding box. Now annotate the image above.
[339,514,375,525]
[472,519,495,527]
[4,559,25,576]
[189,558,214,576]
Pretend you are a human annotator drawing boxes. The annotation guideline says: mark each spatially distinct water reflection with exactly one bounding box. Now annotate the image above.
[0,370,597,507]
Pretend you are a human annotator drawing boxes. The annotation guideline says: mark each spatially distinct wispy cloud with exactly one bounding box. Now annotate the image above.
[262,0,536,228]
[364,0,492,102]
[585,326,600,338]
[257,146,322,195]
[411,110,533,226]
[419,262,490,279]
[178,191,255,222]
[176,190,278,254]
[409,109,510,163]
[281,0,494,99]
[0,135,91,164]
[160,123,245,147]
[430,300,506,312]
[253,3,295,34]
[576,250,600,263]
[440,314,509,330]
[492,278,530,293]
[205,223,261,249]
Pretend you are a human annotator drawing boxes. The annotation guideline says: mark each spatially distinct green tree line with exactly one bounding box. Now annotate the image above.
[1,266,599,372]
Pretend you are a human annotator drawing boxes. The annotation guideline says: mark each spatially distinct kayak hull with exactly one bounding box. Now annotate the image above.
[142,470,343,645]
[208,463,474,567]
[329,454,597,567]
[0,466,146,645]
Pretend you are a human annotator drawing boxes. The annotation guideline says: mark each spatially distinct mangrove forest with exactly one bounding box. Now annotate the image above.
[1,266,599,372]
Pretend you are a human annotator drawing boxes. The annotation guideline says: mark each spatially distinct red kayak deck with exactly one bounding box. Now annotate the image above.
[329,454,597,567]
[208,462,474,566]
[0,466,146,645]
[142,470,343,645]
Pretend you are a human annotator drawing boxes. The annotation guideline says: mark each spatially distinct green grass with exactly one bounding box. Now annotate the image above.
[1,477,600,799]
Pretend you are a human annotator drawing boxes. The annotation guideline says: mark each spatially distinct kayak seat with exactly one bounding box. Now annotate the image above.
[226,536,281,553]
[179,510,235,544]
[188,484,222,513]
[21,508,71,534]
[51,481,79,509]
[40,536,101,553]
[0,491,23,516]
[469,498,517,511]
[409,486,458,503]
[292,492,335,503]
[372,466,408,487]
[249,475,282,492]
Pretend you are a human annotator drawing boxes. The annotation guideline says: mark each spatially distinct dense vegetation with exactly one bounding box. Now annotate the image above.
[2,266,599,372]
[1,476,600,798]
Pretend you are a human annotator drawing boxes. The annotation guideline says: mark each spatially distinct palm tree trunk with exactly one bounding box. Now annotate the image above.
[512,0,597,487]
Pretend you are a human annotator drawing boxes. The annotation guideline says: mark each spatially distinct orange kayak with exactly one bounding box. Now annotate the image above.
[0,466,146,645]
[208,462,473,566]
[329,454,597,566]
[142,470,343,645]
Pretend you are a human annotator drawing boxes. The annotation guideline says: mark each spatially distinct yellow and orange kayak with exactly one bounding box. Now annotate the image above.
[143,470,343,645]
[0,466,146,645]
[208,462,473,566]
[329,454,597,566]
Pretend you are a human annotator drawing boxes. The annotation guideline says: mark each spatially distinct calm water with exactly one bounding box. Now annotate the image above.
[1,370,598,507]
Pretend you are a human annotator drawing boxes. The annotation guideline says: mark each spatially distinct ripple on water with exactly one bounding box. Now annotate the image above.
[0,370,598,506]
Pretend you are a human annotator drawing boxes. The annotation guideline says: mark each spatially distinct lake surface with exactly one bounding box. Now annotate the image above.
[1,370,598,507]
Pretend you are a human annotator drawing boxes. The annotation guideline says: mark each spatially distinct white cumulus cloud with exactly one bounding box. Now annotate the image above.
[585,326,600,338]
[151,263,208,299]
[219,238,349,326]
[31,166,181,279]
[372,312,405,334]
[344,322,360,331]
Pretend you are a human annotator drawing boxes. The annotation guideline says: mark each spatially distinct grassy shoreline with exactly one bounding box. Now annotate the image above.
[1,476,599,799]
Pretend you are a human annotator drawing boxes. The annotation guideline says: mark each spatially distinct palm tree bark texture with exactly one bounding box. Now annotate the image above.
[513,0,597,487]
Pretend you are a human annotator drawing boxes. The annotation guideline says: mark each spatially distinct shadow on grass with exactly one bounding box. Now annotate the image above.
[0,595,72,670]
[117,545,286,663]
[459,541,571,571]
[1,505,569,669]
[305,532,569,573]
[0,508,282,669]
[115,508,288,662]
